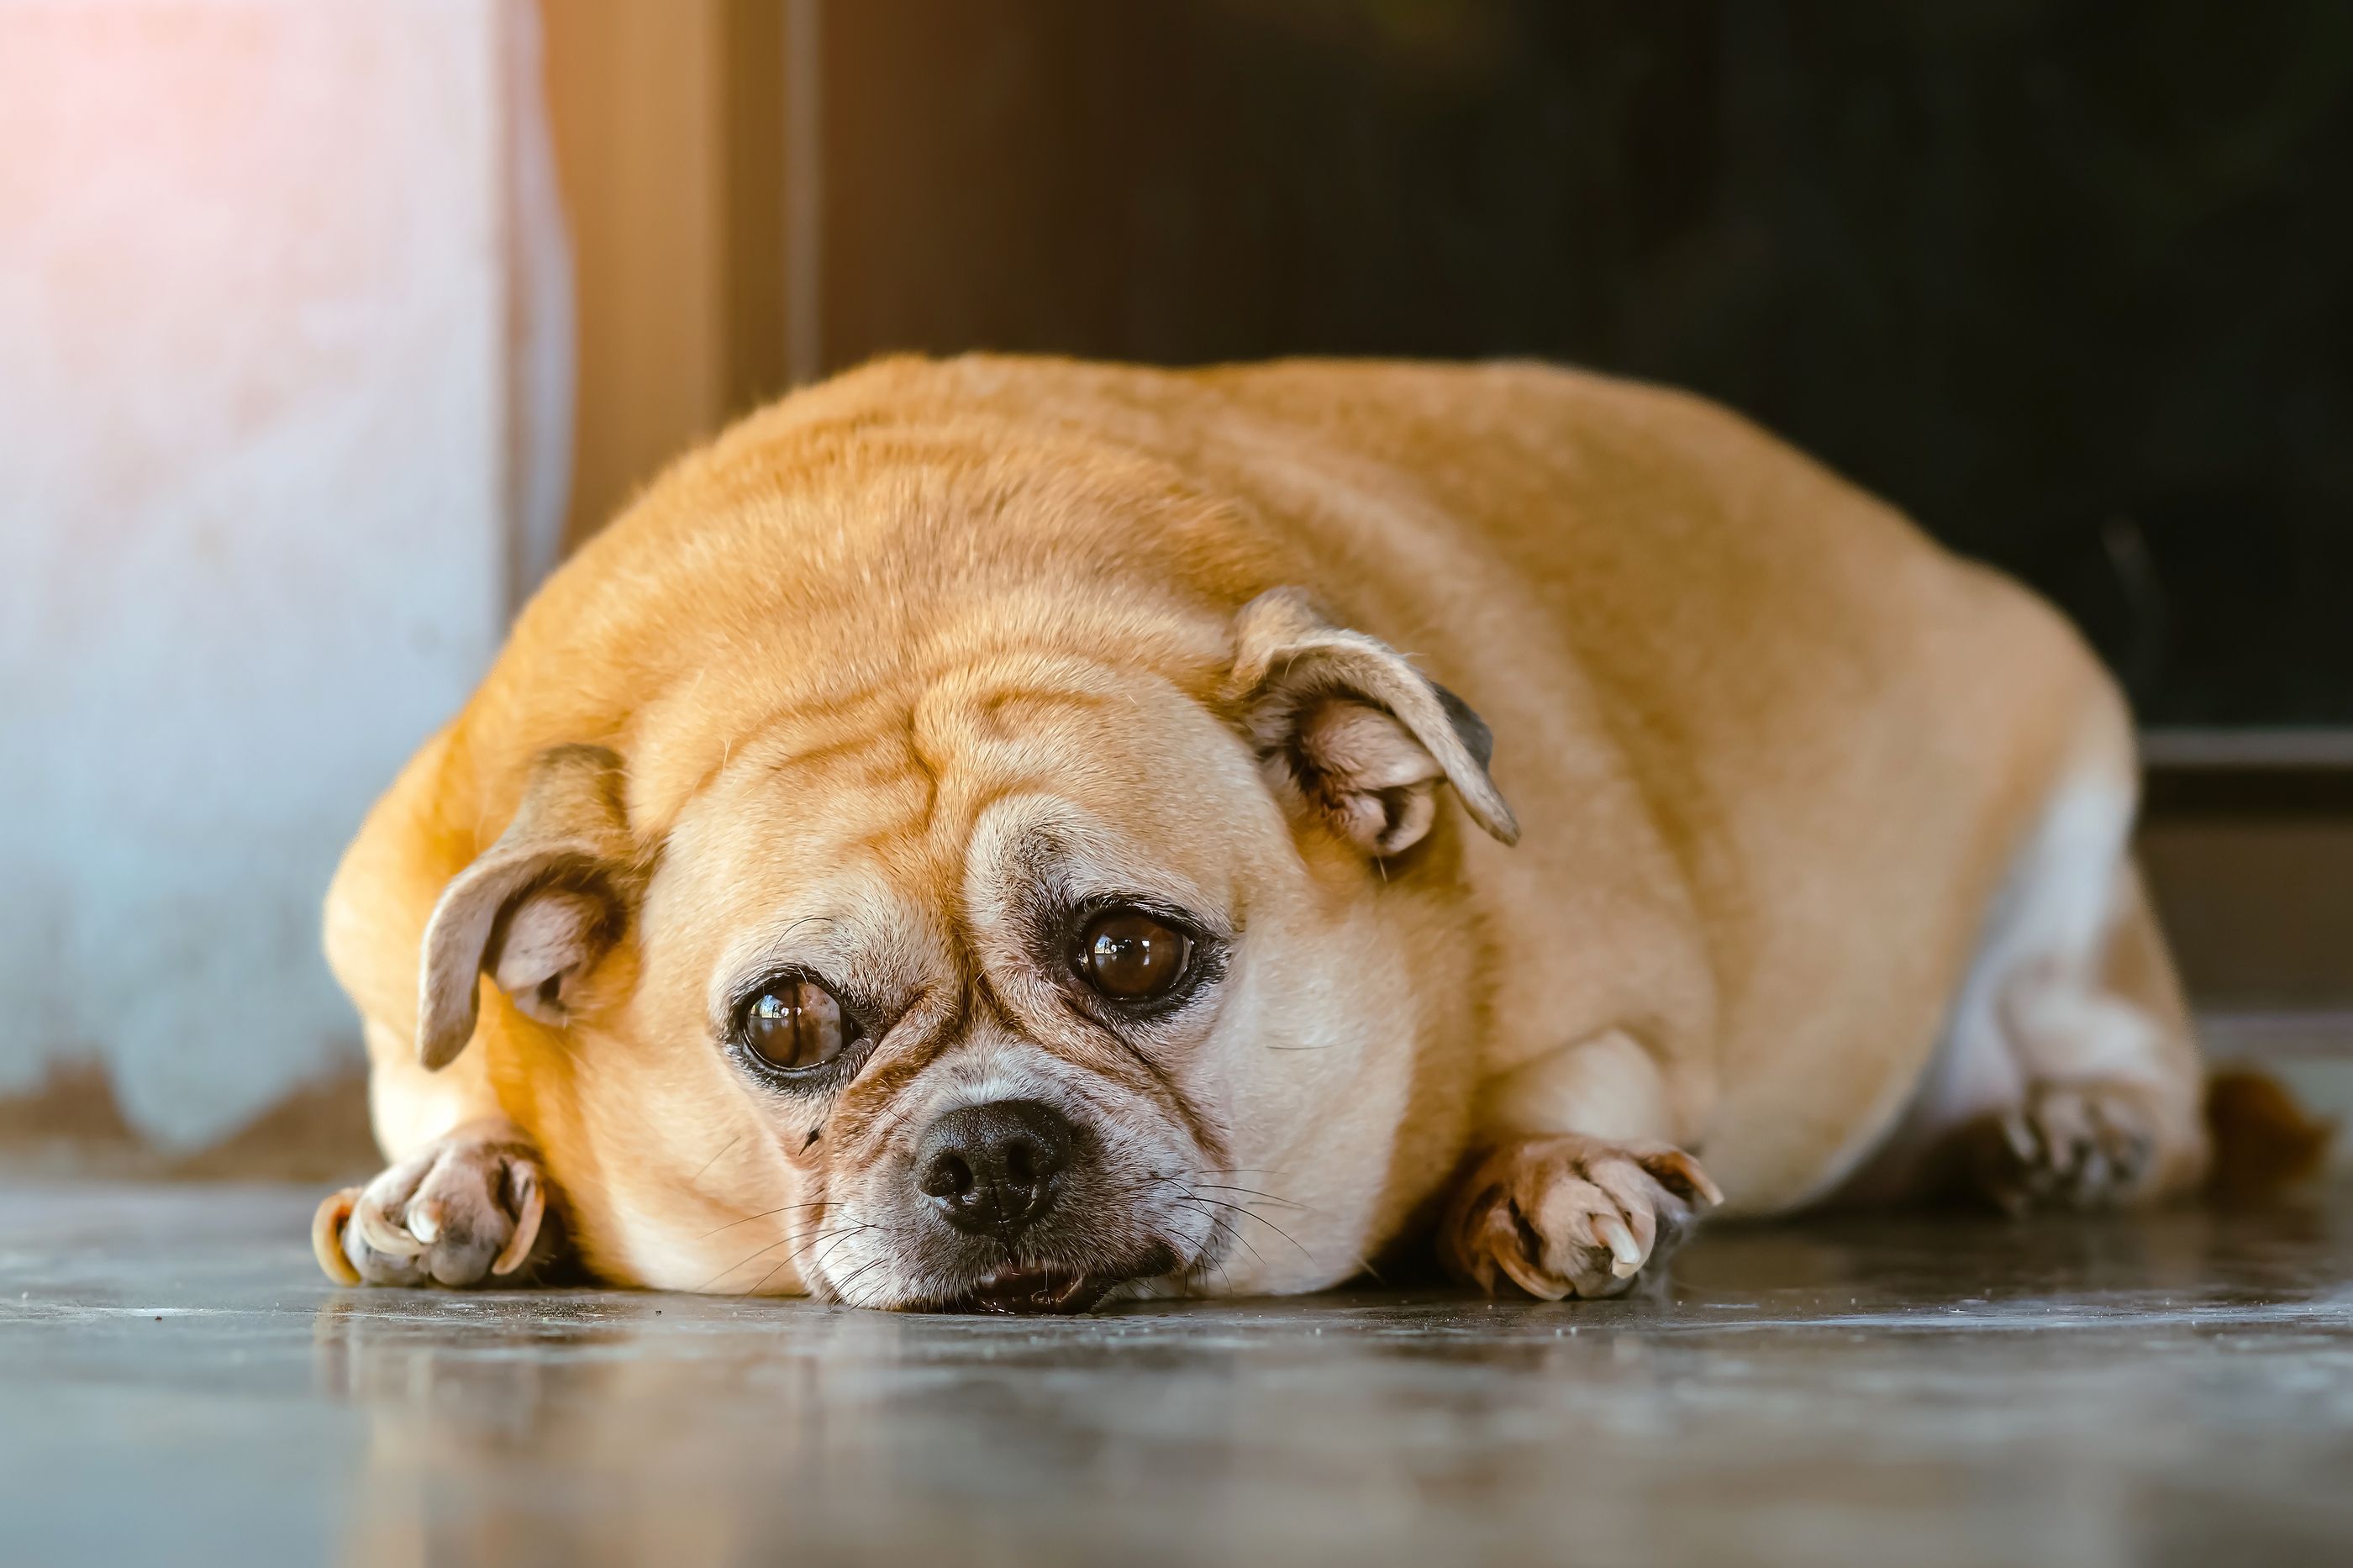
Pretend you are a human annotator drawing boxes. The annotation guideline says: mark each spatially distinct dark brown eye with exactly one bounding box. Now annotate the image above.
[738,977,861,1073]
[1076,909,1192,1003]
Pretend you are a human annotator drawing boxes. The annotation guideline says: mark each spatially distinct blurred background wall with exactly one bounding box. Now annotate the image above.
[0,0,568,1165]
[2,0,2347,1170]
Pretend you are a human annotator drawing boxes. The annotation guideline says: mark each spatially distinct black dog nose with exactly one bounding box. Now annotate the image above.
[915,1101,1074,1237]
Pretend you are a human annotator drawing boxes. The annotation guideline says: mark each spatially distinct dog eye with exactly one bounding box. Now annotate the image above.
[738,977,861,1073]
[1076,909,1192,1003]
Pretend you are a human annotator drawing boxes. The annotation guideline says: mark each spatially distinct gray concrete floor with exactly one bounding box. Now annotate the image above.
[4,1184,2352,1567]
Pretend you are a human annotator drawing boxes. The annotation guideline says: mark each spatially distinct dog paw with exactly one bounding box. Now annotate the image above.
[1442,1134,1723,1300]
[1964,1079,2161,1213]
[313,1124,557,1287]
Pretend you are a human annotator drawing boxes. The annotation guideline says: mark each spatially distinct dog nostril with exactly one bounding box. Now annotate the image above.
[913,1100,1078,1236]
[920,1152,974,1199]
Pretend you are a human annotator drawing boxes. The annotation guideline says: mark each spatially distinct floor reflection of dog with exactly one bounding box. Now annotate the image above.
[315,1297,797,1566]
[312,1295,1283,1565]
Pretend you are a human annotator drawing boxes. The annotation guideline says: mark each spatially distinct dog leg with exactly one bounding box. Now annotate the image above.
[318,729,566,1286]
[1957,869,2209,1212]
[314,1118,559,1287]
[1445,1029,1720,1297]
[1928,757,2209,1213]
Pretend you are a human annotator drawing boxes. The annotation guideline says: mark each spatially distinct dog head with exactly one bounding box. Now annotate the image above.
[417,587,1515,1309]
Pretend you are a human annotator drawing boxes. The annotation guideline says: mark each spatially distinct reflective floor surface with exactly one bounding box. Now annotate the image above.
[4,1182,2350,1566]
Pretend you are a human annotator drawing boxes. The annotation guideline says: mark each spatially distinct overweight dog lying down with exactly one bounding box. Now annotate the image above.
[313,355,2228,1310]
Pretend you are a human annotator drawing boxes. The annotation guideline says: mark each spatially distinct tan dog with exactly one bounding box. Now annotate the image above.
[313,355,2216,1308]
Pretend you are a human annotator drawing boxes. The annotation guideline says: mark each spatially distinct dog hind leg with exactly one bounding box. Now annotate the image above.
[1893,758,2209,1213]
[1960,859,2209,1210]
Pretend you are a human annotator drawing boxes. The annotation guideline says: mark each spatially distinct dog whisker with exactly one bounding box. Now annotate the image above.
[694,1198,831,1240]
[1178,1194,1269,1265]
[1161,1181,1262,1265]
[1186,1181,1316,1213]
[1176,1197,1264,1271]
[712,1213,876,1296]
[829,1253,892,1306]
[753,1221,880,1297]
[793,1222,878,1276]
[691,1134,747,1185]
[698,1229,801,1293]
[1170,1183,1318,1267]
[733,1245,798,1296]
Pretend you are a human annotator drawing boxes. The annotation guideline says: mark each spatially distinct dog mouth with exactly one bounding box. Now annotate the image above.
[926,1264,1120,1315]
[918,1242,1183,1316]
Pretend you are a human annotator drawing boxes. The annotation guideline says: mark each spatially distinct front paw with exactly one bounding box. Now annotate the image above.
[313,1123,558,1287]
[1442,1134,1723,1300]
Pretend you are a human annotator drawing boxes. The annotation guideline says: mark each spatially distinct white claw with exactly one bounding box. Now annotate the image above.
[406,1202,441,1245]
[1596,1213,1645,1278]
[491,1171,546,1277]
[355,1200,424,1258]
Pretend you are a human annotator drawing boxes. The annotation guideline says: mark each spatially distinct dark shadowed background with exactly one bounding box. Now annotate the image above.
[734,0,2353,729]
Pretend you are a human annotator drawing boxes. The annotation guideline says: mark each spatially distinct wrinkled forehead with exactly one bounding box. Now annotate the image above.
[650,660,1277,972]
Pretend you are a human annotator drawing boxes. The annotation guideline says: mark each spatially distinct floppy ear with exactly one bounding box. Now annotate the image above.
[416,745,639,1070]
[1227,587,1519,856]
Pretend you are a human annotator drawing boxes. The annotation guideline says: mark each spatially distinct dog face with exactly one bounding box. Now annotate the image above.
[418,591,1516,1309]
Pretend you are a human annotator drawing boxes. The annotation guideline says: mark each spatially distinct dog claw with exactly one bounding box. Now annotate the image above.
[356,1200,426,1258]
[490,1172,546,1277]
[312,1188,364,1286]
[1596,1213,1645,1277]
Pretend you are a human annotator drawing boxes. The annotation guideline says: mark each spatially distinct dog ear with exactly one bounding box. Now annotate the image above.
[1227,587,1519,856]
[416,745,639,1070]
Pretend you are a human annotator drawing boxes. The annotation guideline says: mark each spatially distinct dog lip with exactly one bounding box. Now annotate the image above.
[929,1263,1119,1316]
